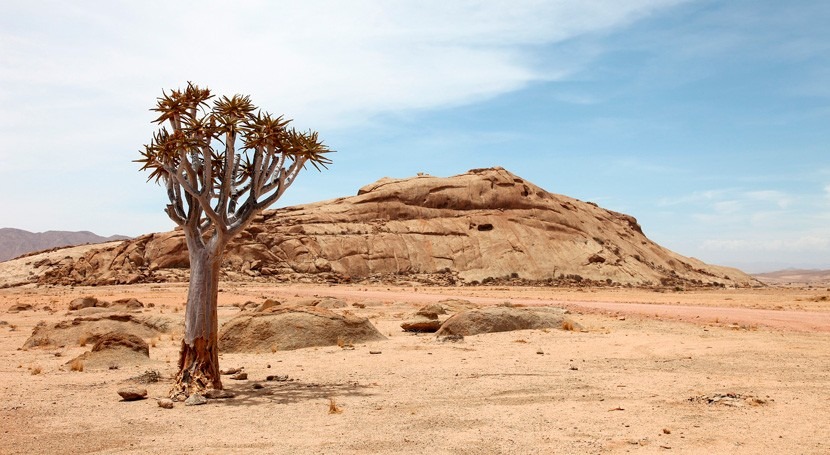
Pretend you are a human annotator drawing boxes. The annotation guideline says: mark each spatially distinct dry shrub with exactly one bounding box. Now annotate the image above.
[328,397,342,414]
[150,337,158,348]
[78,333,90,347]
[30,365,43,375]
[561,320,575,331]
[69,358,84,372]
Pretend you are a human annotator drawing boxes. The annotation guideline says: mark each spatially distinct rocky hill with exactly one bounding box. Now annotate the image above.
[0,228,129,262]
[3,168,755,288]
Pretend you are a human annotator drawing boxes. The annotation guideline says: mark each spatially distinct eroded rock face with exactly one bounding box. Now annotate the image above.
[28,168,755,287]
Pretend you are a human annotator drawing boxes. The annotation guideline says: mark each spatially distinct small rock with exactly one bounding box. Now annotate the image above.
[230,372,248,380]
[663,428,671,435]
[536,349,544,355]
[204,389,235,399]
[118,387,148,401]
[184,394,207,406]
[369,351,382,355]
[252,383,264,389]
[157,398,174,409]
[266,375,289,382]
[220,367,242,375]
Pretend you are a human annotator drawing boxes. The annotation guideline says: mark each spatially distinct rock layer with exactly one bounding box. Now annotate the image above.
[20,168,753,287]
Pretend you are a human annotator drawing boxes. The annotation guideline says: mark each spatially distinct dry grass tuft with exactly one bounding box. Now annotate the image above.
[328,397,342,414]
[78,333,90,347]
[561,320,575,331]
[69,358,84,372]
[30,365,43,375]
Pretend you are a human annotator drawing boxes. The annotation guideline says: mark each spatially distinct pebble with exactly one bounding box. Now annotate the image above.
[230,372,248,380]
[157,398,174,409]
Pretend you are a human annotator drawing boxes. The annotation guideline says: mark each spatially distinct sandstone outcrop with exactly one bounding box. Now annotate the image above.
[218,306,386,352]
[435,307,580,337]
[10,168,755,287]
[23,313,180,349]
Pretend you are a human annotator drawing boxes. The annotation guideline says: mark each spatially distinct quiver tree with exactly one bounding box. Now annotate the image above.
[136,83,332,397]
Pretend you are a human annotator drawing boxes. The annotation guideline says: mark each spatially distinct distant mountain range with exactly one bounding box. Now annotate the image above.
[0,228,130,262]
[753,269,830,285]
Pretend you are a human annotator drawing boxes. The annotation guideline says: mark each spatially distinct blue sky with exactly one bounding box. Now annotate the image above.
[0,1,828,272]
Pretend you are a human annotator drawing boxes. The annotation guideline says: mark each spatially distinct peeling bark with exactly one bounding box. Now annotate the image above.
[171,242,224,398]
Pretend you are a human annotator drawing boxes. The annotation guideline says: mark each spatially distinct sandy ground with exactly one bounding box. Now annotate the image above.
[1,282,829,454]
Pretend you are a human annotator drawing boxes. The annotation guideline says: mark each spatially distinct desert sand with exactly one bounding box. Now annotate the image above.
[1,282,829,454]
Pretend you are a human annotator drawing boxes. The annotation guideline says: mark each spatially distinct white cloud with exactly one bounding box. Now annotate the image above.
[0,0,687,234]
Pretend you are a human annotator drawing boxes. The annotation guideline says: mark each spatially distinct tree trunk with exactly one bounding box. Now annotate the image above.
[172,241,224,398]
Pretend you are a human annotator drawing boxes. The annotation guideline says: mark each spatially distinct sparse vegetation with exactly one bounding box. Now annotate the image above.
[69,358,84,372]
[30,365,43,375]
[328,397,342,414]
[561,320,575,331]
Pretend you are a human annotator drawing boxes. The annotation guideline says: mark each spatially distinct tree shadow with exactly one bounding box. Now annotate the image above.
[210,378,376,408]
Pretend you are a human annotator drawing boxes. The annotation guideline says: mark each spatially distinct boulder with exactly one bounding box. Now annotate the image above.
[255,298,281,312]
[117,387,148,401]
[219,306,386,352]
[68,332,152,370]
[416,303,447,319]
[23,313,180,349]
[69,296,104,311]
[401,317,442,333]
[7,303,33,313]
[110,298,145,311]
[435,307,580,337]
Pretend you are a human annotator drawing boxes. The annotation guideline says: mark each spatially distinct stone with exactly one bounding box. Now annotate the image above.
[219,306,386,353]
[436,307,580,337]
[118,387,147,401]
[184,393,207,406]
[230,372,248,380]
[110,298,145,310]
[6,303,33,313]
[69,296,102,311]
[157,398,174,409]
[401,317,442,333]
[416,303,446,319]
[255,298,281,312]
[204,389,235,399]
